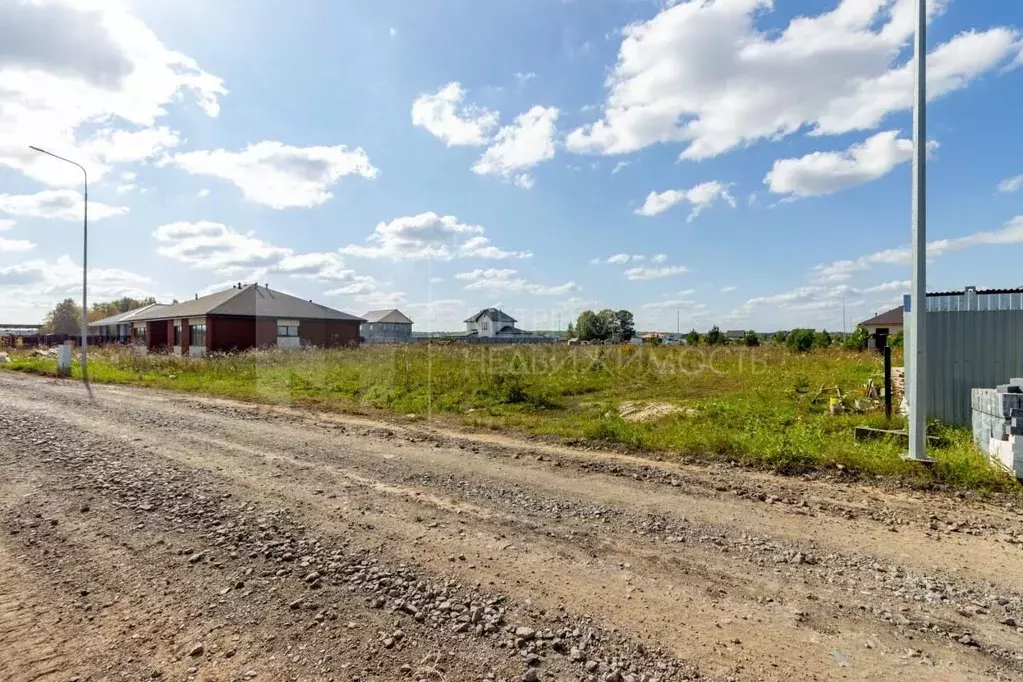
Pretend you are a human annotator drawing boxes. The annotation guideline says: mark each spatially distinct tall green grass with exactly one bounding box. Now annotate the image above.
[4,343,1016,492]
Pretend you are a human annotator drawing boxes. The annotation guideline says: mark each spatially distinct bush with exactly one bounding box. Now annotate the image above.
[785,328,815,352]
[890,330,904,348]
[813,329,832,349]
[843,326,869,351]
[705,325,726,345]
[743,330,760,347]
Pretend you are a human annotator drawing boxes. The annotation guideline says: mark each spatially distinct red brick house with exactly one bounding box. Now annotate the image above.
[131,283,364,355]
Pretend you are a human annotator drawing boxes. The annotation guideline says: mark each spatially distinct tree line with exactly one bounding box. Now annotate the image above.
[40,296,157,335]
[567,309,636,342]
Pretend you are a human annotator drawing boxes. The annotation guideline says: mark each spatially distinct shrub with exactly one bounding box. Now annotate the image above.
[890,330,904,348]
[785,328,815,352]
[705,325,726,345]
[843,327,869,351]
[743,330,760,347]
[813,329,832,348]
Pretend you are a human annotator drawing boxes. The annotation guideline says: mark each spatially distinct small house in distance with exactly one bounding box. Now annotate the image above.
[361,309,413,343]
[858,306,904,350]
[89,303,168,343]
[463,308,553,344]
[465,308,524,339]
[132,283,364,355]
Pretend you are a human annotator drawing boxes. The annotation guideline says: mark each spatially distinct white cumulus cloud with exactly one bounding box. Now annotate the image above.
[997,175,1023,194]
[472,106,559,188]
[635,181,735,221]
[811,215,1023,282]
[0,190,128,221]
[341,212,531,261]
[455,268,579,295]
[566,0,1020,160]
[624,265,690,281]
[166,141,377,210]
[765,130,936,199]
[0,0,224,187]
[0,237,35,253]
[411,82,499,147]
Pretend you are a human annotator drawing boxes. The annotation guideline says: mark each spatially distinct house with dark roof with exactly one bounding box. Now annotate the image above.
[132,283,364,355]
[360,309,413,343]
[464,308,527,339]
[858,306,904,350]
[88,303,168,343]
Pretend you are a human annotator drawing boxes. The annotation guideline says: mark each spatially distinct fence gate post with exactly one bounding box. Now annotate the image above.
[884,344,893,421]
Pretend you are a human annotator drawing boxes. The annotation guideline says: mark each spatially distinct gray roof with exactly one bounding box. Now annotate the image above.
[132,284,364,322]
[362,309,413,324]
[859,306,904,327]
[89,303,168,328]
[464,308,517,324]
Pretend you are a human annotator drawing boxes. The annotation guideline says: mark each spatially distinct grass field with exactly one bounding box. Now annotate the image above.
[2,343,1014,492]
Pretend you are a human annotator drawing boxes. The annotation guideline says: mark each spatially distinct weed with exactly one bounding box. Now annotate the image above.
[2,343,1016,492]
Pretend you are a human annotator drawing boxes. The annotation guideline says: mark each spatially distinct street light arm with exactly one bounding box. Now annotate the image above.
[27,145,87,183]
[28,145,90,395]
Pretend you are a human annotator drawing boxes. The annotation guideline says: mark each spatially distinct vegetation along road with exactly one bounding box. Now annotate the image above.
[2,371,1023,681]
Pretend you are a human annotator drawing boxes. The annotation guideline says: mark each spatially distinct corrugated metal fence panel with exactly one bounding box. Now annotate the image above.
[924,310,1023,426]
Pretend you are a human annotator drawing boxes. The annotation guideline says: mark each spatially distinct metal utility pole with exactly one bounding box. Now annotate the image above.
[29,146,89,388]
[906,0,929,462]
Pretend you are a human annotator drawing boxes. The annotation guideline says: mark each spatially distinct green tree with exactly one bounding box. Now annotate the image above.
[843,326,870,351]
[575,310,599,341]
[614,310,635,341]
[685,328,700,345]
[596,309,617,340]
[743,330,760,347]
[705,325,726,345]
[785,328,815,352]
[772,331,788,344]
[565,322,575,339]
[42,298,82,335]
[813,329,832,348]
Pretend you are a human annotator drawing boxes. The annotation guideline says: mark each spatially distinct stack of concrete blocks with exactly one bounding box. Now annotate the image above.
[972,381,1023,478]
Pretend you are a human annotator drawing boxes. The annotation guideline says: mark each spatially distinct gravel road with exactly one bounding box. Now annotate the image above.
[2,372,1022,682]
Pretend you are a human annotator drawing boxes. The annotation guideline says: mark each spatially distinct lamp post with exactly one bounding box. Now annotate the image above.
[28,146,89,386]
[906,0,929,462]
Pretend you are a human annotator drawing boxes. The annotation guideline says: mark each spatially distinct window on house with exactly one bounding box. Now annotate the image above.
[136,327,147,342]
[189,324,206,347]
[482,320,489,331]
[173,325,182,346]
[277,325,299,337]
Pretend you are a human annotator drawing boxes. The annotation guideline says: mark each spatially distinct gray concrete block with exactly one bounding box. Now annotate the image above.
[973,388,997,413]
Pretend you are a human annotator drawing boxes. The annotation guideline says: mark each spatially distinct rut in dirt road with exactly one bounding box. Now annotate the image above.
[0,372,1022,682]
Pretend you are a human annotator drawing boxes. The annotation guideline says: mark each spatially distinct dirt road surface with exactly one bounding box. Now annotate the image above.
[2,372,1022,682]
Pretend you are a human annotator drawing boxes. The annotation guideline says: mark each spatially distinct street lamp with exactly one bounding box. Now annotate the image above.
[28,145,89,386]
[906,0,930,462]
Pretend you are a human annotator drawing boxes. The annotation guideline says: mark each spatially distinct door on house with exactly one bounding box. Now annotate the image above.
[873,327,889,351]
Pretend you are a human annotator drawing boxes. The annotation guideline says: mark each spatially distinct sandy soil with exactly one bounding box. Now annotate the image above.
[1,372,1021,682]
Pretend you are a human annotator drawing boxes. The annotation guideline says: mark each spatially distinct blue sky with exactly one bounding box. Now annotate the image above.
[1,0,1022,333]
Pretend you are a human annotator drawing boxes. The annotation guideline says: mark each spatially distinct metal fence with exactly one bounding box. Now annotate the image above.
[927,291,1023,312]
[913,309,1023,426]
